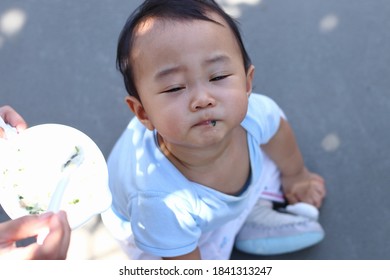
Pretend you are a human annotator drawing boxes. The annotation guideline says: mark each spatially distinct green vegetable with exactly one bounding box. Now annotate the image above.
[69,198,80,205]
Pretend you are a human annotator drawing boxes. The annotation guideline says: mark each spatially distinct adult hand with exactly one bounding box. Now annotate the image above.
[0,211,71,260]
[0,105,27,137]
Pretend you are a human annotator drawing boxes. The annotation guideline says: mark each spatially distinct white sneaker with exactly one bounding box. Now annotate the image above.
[235,199,325,255]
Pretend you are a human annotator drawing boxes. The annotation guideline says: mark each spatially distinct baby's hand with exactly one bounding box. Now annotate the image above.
[281,167,326,208]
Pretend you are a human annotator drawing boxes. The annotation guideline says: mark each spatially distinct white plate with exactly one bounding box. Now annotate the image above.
[0,124,112,229]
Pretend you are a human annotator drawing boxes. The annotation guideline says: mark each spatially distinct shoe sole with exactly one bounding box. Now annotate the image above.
[235,231,325,255]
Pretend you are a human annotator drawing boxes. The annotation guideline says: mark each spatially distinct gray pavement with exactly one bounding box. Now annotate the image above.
[1,0,390,260]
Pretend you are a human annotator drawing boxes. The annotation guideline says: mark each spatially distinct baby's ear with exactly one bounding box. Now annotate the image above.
[246,65,255,97]
[125,96,154,130]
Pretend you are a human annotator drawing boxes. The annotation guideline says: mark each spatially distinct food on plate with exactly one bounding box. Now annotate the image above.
[0,124,112,229]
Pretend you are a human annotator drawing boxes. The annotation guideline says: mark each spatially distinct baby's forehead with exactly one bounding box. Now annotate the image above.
[129,11,243,69]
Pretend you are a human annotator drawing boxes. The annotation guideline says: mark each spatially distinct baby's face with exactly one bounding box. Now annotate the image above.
[130,12,254,149]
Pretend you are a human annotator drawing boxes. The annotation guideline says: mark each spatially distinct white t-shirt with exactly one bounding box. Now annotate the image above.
[105,93,282,258]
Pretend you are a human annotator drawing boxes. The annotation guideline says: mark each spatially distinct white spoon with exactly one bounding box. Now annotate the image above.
[47,146,84,213]
[37,146,84,245]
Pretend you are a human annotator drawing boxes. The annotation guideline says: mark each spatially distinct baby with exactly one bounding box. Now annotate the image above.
[102,0,326,259]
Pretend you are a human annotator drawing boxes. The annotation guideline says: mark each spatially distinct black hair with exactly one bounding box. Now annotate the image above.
[117,0,252,100]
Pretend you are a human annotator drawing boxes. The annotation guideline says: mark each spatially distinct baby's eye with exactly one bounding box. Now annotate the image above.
[210,75,230,82]
[162,86,185,93]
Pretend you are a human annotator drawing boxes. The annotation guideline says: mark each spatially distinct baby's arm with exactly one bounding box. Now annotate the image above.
[261,118,326,208]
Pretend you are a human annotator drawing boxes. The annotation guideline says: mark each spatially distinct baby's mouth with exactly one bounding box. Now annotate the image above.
[196,120,217,127]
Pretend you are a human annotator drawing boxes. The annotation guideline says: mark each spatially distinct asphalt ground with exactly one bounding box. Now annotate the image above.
[1,0,390,259]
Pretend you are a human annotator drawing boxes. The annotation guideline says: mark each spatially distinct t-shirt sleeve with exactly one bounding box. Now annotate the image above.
[130,191,201,258]
[242,93,283,144]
